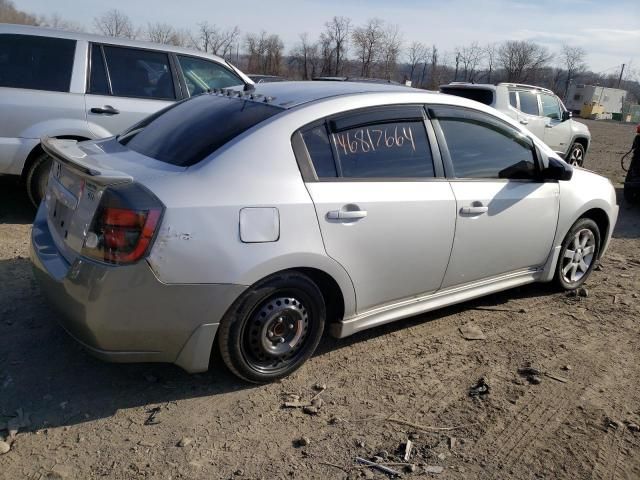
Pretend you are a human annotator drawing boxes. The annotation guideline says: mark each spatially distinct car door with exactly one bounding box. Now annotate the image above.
[513,90,546,140]
[85,43,178,137]
[540,93,571,155]
[429,105,559,288]
[295,106,457,313]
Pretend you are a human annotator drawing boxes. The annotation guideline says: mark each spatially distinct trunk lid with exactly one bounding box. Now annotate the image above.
[41,137,178,264]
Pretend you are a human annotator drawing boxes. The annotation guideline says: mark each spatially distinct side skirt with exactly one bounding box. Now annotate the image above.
[331,269,541,338]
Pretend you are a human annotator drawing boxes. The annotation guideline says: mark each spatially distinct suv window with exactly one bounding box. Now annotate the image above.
[432,106,537,180]
[540,93,562,120]
[440,87,494,106]
[102,45,175,100]
[509,91,518,108]
[177,55,242,96]
[120,94,282,166]
[0,34,75,92]
[88,44,109,95]
[517,91,540,116]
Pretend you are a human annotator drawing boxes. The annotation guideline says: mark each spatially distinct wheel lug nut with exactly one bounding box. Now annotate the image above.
[279,338,285,343]
[267,331,274,338]
[277,317,283,324]
[288,324,294,330]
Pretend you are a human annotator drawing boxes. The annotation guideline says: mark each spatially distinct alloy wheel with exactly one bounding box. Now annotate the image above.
[560,228,596,284]
[569,147,583,166]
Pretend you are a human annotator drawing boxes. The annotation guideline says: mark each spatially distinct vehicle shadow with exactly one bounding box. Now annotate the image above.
[0,175,35,225]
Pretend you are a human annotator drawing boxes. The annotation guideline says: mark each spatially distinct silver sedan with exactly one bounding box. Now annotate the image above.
[31,82,619,383]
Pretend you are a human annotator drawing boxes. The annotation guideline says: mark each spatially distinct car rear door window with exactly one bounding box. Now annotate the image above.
[440,87,494,106]
[0,34,75,92]
[301,125,337,178]
[432,106,537,180]
[540,93,562,120]
[102,46,175,100]
[509,91,518,108]
[177,55,242,96]
[517,91,540,116]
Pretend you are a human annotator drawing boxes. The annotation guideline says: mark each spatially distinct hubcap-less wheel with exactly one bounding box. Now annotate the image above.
[242,296,310,374]
[569,146,583,166]
[561,228,596,284]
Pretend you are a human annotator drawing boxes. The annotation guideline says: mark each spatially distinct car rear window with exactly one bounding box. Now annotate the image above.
[120,94,282,167]
[0,34,76,92]
[440,87,494,106]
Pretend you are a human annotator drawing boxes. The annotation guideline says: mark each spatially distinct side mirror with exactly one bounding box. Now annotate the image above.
[542,156,573,181]
[562,110,572,122]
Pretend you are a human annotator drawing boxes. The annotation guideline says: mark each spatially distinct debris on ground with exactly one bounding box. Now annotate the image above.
[625,421,640,433]
[578,287,589,297]
[518,363,568,384]
[403,439,413,461]
[177,436,193,447]
[0,440,10,455]
[296,436,311,447]
[424,465,445,474]
[144,406,161,425]
[469,377,490,397]
[459,323,486,340]
[355,457,401,477]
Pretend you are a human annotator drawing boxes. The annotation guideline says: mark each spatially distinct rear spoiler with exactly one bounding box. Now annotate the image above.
[41,137,133,186]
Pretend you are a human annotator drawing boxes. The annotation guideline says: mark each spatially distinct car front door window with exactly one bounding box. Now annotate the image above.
[541,94,562,120]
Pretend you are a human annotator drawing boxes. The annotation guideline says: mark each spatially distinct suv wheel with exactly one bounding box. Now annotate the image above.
[567,143,585,167]
[554,218,600,290]
[218,271,326,383]
[26,152,53,207]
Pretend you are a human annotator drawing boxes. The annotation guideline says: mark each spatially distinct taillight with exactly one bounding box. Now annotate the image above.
[82,183,164,265]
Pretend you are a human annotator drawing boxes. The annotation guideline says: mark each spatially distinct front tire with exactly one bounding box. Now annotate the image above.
[218,271,326,383]
[567,143,585,167]
[25,152,52,207]
[554,218,600,290]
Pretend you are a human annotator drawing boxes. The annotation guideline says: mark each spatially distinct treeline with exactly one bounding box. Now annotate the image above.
[2,1,638,102]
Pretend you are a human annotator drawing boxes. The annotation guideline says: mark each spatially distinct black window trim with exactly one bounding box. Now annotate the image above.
[428,104,544,182]
[173,52,244,99]
[292,104,446,183]
[87,42,181,101]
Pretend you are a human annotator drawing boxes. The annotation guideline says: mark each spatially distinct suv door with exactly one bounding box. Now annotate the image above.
[430,106,559,288]
[295,106,456,312]
[175,54,244,95]
[540,93,571,155]
[512,90,546,139]
[85,44,178,136]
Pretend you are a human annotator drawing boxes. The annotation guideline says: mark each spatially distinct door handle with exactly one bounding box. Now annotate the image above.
[519,119,529,125]
[460,206,488,215]
[90,105,120,115]
[327,208,368,220]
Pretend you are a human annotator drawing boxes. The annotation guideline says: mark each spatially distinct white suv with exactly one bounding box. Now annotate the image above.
[0,24,252,206]
[440,83,591,167]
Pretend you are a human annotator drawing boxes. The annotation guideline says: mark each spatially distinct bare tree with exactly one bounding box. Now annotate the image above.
[93,9,137,39]
[38,13,84,31]
[484,43,498,83]
[245,31,283,75]
[193,22,239,59]
[352,18,385,77]
[428,45,439,89]
[459,42,483,82]
[453,49,461,81]
[561,44,587,99]
[147,22,177,45]
[0,0,38,25]
[322,16,351,75]
[407,41,427,85]
[498,40,553,82]
[290,33,319,80]
[380,24,402,80]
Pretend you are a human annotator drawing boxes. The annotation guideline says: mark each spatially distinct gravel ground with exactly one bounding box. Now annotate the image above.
[1,119,639,479]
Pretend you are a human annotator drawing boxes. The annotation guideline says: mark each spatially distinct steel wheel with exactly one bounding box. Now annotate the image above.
[560,228,596,284]
[555,218,600,290]
[218,271,326,383]
[568,144,584,167]
[241,295,310,374]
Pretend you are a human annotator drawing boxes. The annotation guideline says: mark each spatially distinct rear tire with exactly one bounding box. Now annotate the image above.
[554,218,600,290]
[567,143,585,167]
[25,152,52,207]
[218,271,326,383]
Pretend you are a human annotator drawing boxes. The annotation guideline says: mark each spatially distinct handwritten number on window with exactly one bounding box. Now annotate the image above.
[333,125,416,156]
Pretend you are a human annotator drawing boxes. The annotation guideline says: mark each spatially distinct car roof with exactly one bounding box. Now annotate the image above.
[0,23,227,64]
[248,81,417,109]
[441,83,498,91]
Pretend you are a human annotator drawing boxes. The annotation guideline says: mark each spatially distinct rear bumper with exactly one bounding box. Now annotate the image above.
[30,204,246,373]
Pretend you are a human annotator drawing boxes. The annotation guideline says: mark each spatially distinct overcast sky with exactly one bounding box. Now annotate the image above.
[17,0,640,75]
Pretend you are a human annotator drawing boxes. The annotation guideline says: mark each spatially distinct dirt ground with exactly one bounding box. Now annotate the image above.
[1,119,639,480]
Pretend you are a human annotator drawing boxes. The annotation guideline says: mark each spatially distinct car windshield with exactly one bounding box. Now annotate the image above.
[119,94,282,167]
